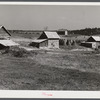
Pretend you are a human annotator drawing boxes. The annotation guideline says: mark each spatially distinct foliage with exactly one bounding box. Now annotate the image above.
[2,47,38,57]
[70,27,100,36]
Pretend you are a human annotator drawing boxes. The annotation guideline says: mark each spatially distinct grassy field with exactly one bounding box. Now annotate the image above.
[10,30,41,39]
[0,46,100,90]
[0,31,99,90]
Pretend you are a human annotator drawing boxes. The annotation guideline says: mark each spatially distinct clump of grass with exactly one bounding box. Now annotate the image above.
[91,49,100,54]
[2,47,38,57]
[10,47,29,57]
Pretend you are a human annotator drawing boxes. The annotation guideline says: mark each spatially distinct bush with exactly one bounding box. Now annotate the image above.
[92,48,100,54]
[11,48,25,57]
[76,40,81,45]
[3,47,38,57]
[1,47,10,54]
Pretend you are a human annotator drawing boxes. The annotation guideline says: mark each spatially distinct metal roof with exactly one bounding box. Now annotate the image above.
[0,40,19,46]
[91,36,100,41]
[44,31,60,39]
[32,39,47,43]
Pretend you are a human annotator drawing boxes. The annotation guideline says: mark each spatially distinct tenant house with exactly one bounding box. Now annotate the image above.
[0,26,19,49]
[30,31,60,49]
[81,36,100,49]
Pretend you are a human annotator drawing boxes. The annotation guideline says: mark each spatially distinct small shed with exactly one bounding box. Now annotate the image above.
[30,39,47,48]
[81,36,100,49]
[81,42,98,49]
[0,40,19,49]
[31,31,60,49]
[0,26,11,39]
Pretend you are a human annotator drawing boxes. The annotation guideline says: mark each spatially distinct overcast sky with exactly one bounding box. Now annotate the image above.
[0,5,100,30]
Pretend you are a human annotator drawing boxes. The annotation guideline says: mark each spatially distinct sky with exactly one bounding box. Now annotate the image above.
[0,5,100,30]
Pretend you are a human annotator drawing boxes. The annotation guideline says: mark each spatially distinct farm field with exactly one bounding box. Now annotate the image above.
[0,31,99,90]
[0,44,100,90]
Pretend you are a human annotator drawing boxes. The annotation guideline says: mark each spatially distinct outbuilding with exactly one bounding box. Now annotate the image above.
[0,40,19,49]
[81,36,100,49]
[0,26,11,39]
[30,31,60,49]
[0,26,19,49]
[30,39,47,48]
[81,42,98,49]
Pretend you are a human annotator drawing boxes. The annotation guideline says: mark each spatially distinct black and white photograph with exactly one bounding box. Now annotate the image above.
[0,3,100,93]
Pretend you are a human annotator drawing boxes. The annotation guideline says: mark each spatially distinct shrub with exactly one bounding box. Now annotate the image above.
[11,48,25,57]
[92,48,100,54]
[1,47,10,54]
[3,47,38,57]
[76,40,81,45]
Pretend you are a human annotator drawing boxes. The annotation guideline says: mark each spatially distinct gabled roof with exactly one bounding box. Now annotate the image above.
[91,36,100,41]
[32,39,47,43]
[44,31,60,39]
[0,40,19,46]
[0,26,11,36]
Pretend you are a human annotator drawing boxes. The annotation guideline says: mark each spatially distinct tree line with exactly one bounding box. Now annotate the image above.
[69,28,100,36]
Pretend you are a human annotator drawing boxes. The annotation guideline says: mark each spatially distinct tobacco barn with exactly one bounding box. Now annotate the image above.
[30,31,60,49]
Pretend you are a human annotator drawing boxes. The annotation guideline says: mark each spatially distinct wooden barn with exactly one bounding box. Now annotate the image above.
[81,36,100,49]
[0,26,11,39]
[30,31,60,49]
